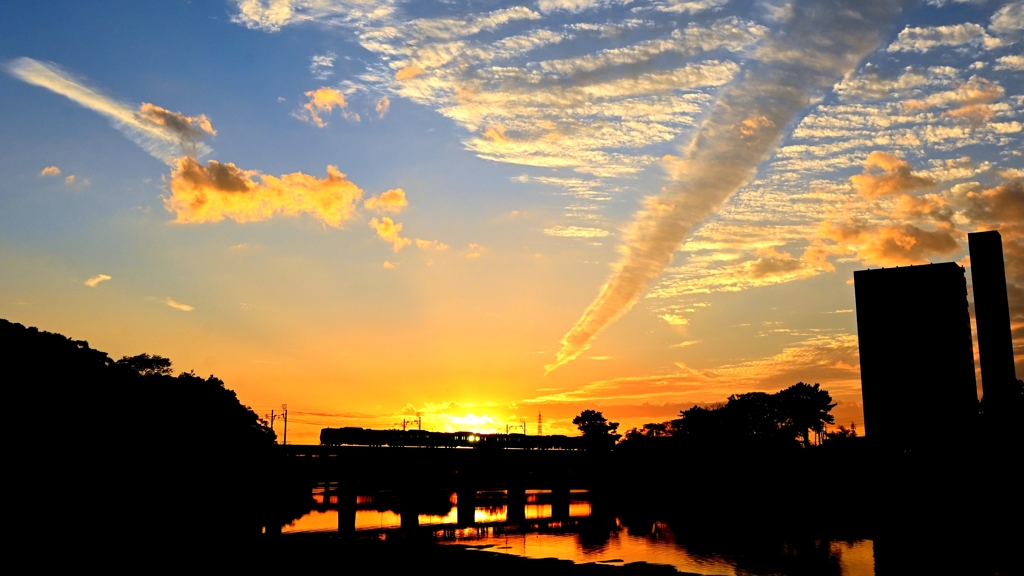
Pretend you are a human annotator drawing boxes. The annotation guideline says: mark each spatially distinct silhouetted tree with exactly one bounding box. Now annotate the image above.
[573,409,621,449]
[2,318,277,554]
[652,384,837,451]
[776,382,836,447]
[116,353,173,376]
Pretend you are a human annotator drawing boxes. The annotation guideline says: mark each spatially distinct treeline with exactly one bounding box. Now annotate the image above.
[4,319,277,554]
[615,383,854,451]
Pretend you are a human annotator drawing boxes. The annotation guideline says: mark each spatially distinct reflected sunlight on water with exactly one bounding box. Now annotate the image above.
[448,528,739,575]
[833,540,874,576]
[475,506,507,523]
[355,509,401,531]
[283,510,337,533]
[282,487,876,575]
[419,508,458,526]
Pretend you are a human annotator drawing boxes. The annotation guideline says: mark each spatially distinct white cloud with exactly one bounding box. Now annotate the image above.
[995,54,1024,70]
[653,0,730,14]
[232,0,396,31]
[887,23,1003,53]
[310,52,335,79]
[990,2,1024,36]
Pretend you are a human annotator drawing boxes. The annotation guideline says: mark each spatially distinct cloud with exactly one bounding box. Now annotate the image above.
[40,166,61,176]
[530,333,862,404]
[369,216,411,251]
[165,298,194,312]
[364,188,407,212]
[297,87,355,127]
[6,58,215,164]
[165,157,363,227]
[989,2,1024,36]
[231,0,396,31]
[887,23,1003,53]
[849,151,935,199]
[394,65,424,81]
[545,0,908,373]
[654,0,730,14]
[538,0,604,13]
[137,102,216,157]
[64,174,88,186]
[383,260,396,268]
[961,180,1024,224]
[822,221,960,266]
[376,95,390,118]
[995,54,1024,71]
[310,52,336,79]
[544,226,611,238]
[84,274,111,287]
[415,238,450,250]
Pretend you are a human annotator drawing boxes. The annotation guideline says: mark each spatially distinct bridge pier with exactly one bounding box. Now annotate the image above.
[457,488,477,526]
[507,486,525,524]
[399,490,421,531]
[336,484,356,534]
[552,486,570,520]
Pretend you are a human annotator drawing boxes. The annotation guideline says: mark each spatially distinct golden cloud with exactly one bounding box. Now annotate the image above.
[369,217,412,251]
[543,226,610,238]
[40,166,61,177]
[963,180,1024,225]
[383,261,397,269]
[165,157,363,227]
[165,298,193,312]
[394,66,424,81]
[849,151,935,199]
[300,87,355,128]
[415,238,450,250]
[822,221,960,267]
[364,188,408,212]
[83,274,111,287]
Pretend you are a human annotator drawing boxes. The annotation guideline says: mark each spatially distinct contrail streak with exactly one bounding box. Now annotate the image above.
[546,0,909,373]
[5,57,212,164]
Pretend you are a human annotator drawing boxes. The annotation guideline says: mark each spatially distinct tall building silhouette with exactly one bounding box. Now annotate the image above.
[968,230,1017,401]
[854,263,978,445]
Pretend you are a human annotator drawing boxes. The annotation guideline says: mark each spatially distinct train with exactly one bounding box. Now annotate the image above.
[319,427,586,450]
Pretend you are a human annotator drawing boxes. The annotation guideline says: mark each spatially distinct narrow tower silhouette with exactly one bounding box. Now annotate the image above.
[968,230,1017,401]
[537,412,543,436]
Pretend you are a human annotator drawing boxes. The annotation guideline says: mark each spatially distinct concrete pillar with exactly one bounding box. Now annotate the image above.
[337,485,356,534]
[399,490,420,531]
[457,488,477,526]
[552,486,570,520]
[507,487,526,524]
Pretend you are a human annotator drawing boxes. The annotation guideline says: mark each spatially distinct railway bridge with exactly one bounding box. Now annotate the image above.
[277,444,609,533]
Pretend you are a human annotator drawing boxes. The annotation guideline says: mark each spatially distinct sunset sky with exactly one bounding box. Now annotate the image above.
[2,0,1022,442]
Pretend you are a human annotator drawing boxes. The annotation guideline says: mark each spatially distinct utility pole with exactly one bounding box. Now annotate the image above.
[538,412,543,436]
[417,413,422,431]
[266,410,276,442]
[281,404,288,445]
[522,418,527,435]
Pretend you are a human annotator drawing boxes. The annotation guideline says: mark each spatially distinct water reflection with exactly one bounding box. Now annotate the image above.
[284,484,878,575]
